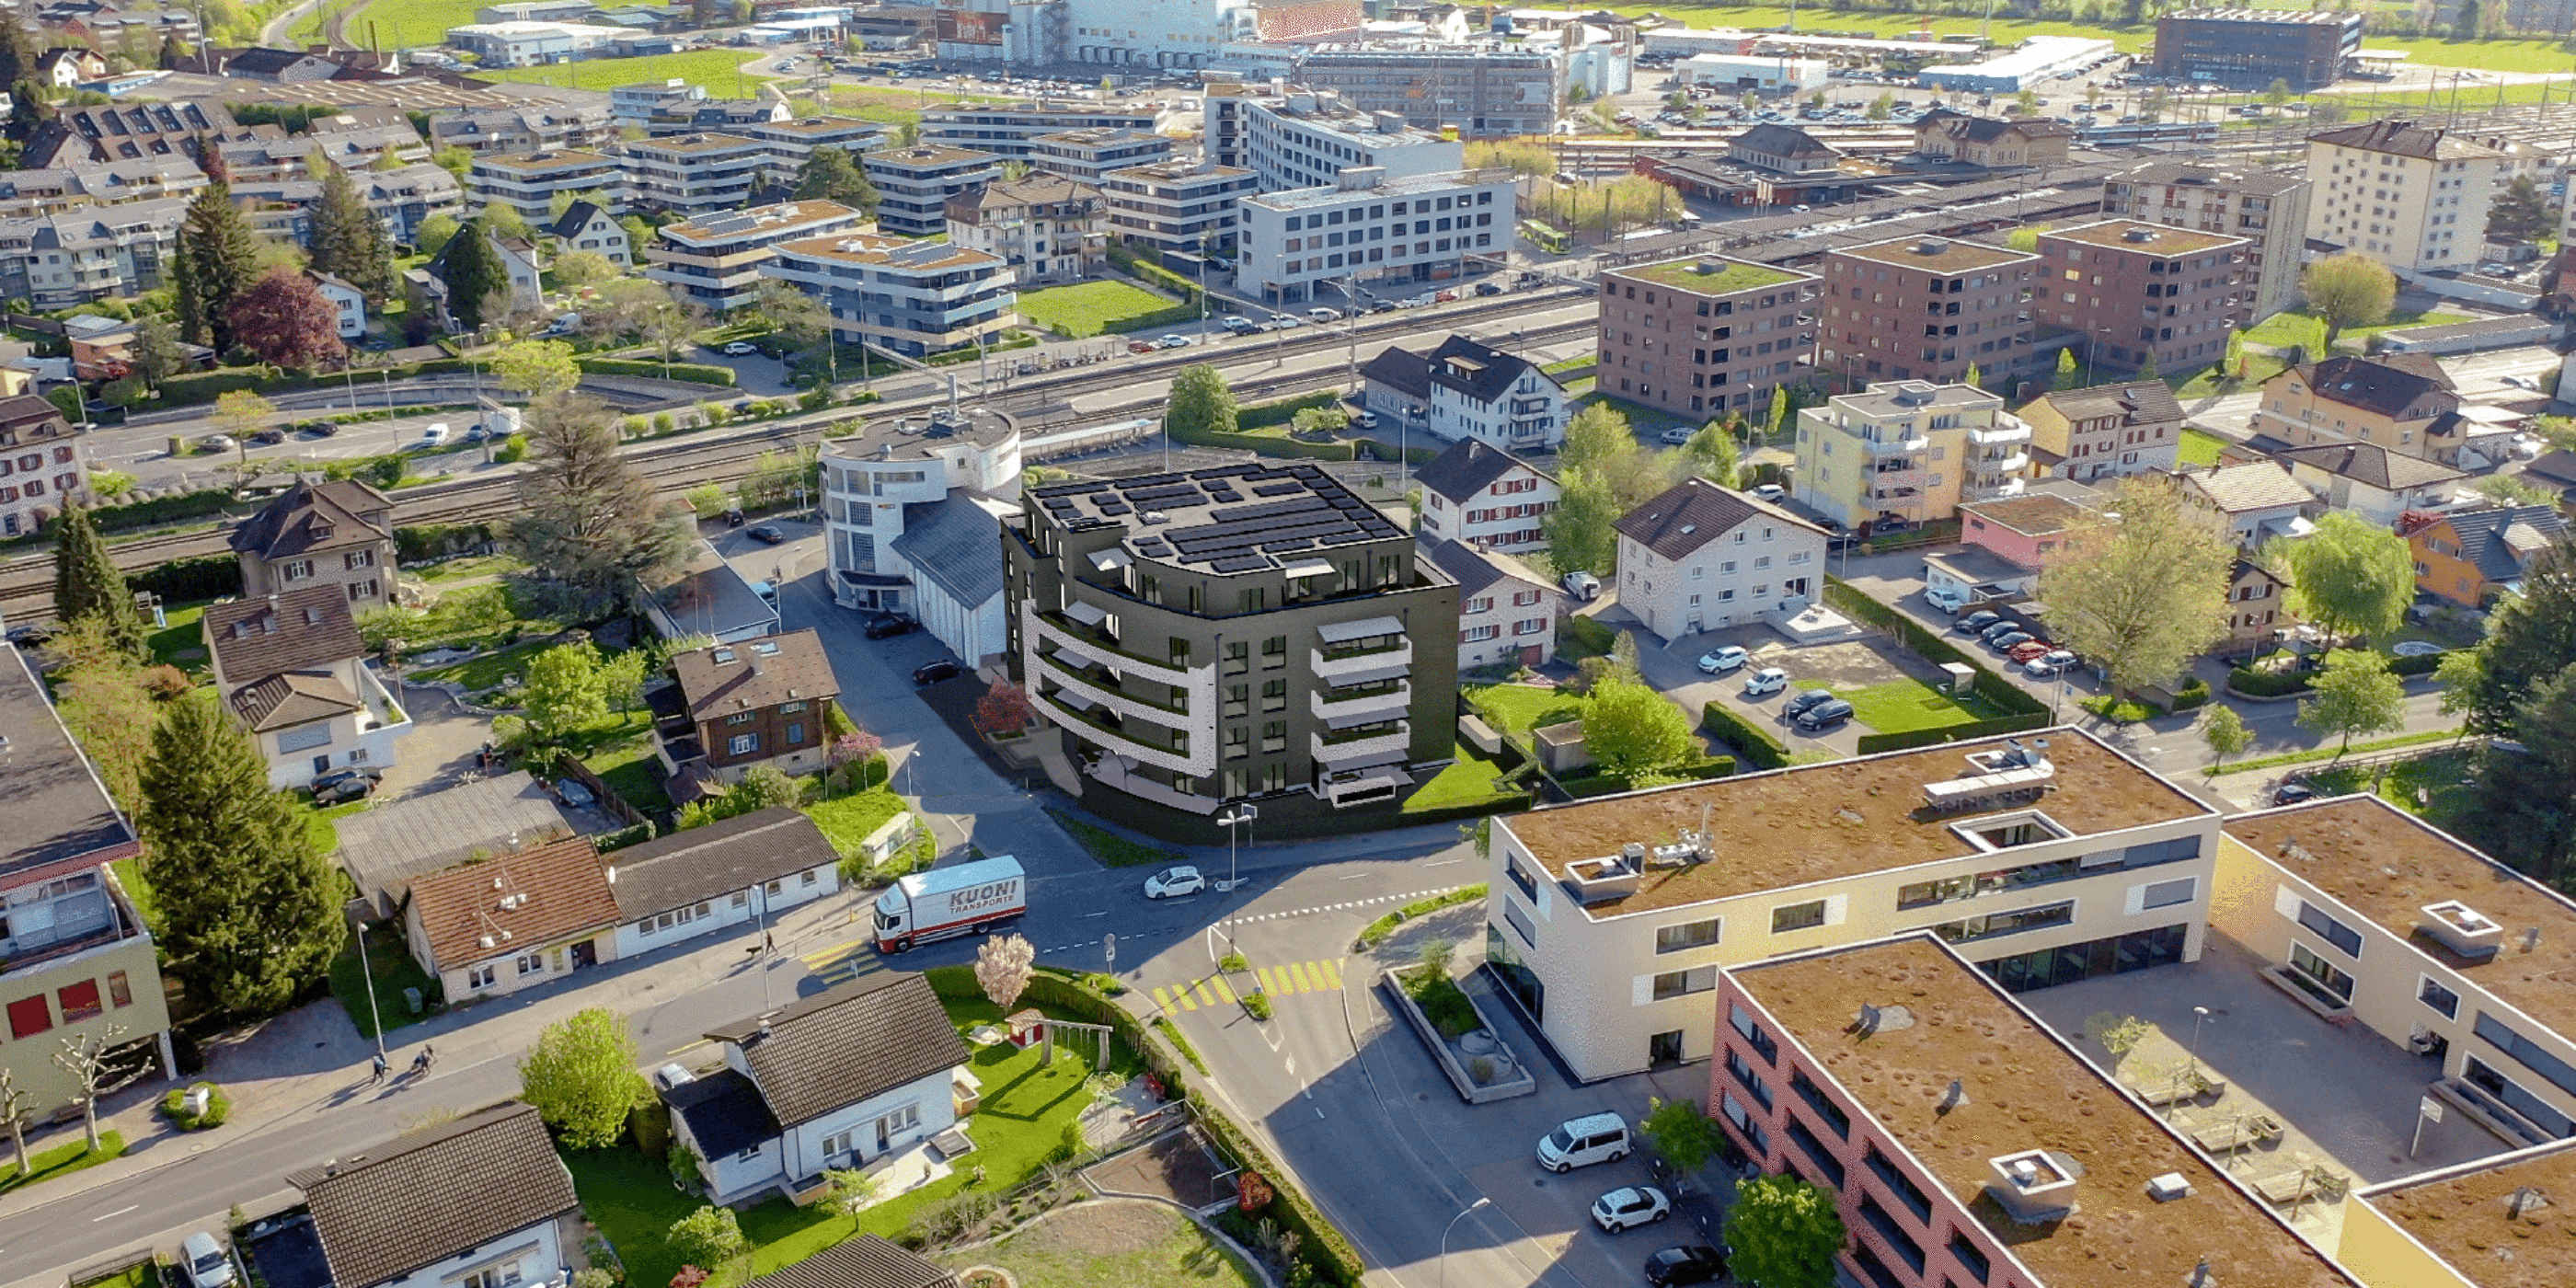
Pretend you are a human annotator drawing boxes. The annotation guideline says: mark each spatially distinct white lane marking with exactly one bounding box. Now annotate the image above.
[93,1205,138,1222]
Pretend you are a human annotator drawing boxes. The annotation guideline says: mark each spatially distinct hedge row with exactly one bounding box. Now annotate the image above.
[1351,439,1439,466]
[396,523,497,563]
[917,962,1366,1286]
[1236,390,1340,431]
[1176,428,1353,460]
[2170,677,2213,712]
[95,489,235,532]
[1854,713,2053,755]
[577,357,737,385]
[1703,701,1788,771]
[1823,577,2047,718]
[2391,651,2444,676]
[132,554,242,603]
[2228,666,2310,697]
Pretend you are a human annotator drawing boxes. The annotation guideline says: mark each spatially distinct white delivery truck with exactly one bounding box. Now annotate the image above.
[871,855,1026,952]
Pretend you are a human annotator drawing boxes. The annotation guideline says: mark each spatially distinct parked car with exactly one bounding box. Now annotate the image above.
[299,422,339,438]
[1660,426,1696,445]
[1221,315,1259,335]
[1592,1185,1672,1233]
[1535,1112,1630,1172]
[652,1064,696,1091]
[181,1233,236,1288]
[310,766,382,805]
[246,428,285,446]
[2024,650,2080,677]
[2007,639,2055,664]
[1369,300,1399,314]
[1643,1247,1728,1286]
[722,340,759,356]
[1562,570,1601,601]
[1980,619,2026,642]
[1749,483,1786,502]
[1156,333,1193,349]
[913,659,963,684]
[747,524,787,545]
[409,424,451,451]
[1306,306,1341,322]
[1269,314,1303,328]
[1793,697,1856,731]
[1926,586,1970,615]
[197,433,236,452]
[1742,667,1789,698]
[1956,610,2001,635]
[1987,630,2035,652]
[1129,339,1159,353]
[1696,645,1750,674]
[1352,409,1379,430]
[1144,865,1205,899]
[1474,281,1504,296]
[2272,779,2317,806]
[1782,688,1836,720]
[863,613,918,639]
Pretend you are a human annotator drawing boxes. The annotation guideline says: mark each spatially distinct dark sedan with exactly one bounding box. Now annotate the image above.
[1643,1246,1727,1286]
[913,659,962,684]
[747,524,787,545]
[864,614,919,639]
[311,766,383,804]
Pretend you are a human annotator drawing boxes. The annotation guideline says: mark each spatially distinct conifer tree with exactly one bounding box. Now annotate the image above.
[175,144,261,350]
[137,693,347,1018]
[51,503,145,661]
[504,393,694,615]
[441,220,512,331]
[310,164,397,305]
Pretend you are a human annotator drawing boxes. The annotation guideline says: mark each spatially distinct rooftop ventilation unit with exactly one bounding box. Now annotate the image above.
[1565,847,1645,904]
[2418,900,2502,960]
[2145,1172,2193,1203]
[1985,1148,2083,1225]
[1914,237,1949,255]
[1923,739,2055,813]
[2122,225,2156,242]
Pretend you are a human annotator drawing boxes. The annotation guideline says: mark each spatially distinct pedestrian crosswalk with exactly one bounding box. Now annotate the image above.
[802,938,884,987]
[1150,959,1346,1013]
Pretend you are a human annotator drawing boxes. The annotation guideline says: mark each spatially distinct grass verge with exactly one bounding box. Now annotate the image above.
[328,926,444,1040]
[1015,280,1188,339]
[1403,742,1521,813]
[1154,1016,1208,1075]
[1356,885,1489,949]
[802,788,910,859]
[1045,808,1184,868]
[2176,427,2230,468]
[1799,677,1996,735]
[0,1131,123,1197]
[2225,728,2466,776]
[1464,682,1580,733]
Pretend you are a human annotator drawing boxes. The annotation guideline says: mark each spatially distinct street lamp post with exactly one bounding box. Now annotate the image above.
[355,921,387,1060]
[2188,1004,2213,1078]
[1438,1196,1492,1288]
[1216,804,1256,892]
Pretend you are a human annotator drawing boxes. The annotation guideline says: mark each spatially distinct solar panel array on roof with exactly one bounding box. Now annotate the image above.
[1029,463,1403,572]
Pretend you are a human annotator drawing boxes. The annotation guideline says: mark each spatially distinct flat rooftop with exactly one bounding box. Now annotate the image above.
[1832,234,2037,275]
[2041,217,2248,256]
[0,644,137,885]
[2360,1139,2576,1286]
[1613,256,1811,295]
[1030,462,1407,576]
[1834,379,2000,420]
[1507,730,2210,914]
[2167,6,2359,23]
[1248,167,1506,213]
[1960,492,2097,536]
[2224,796,2576,1040]
[862,144,1001,171]
[821,407,1015,465]
[1105,158,1254,185]
[629,132,764,155]
[773,232,1000,274]
[472,148,615,171]
[1737,937,2361,1288]
[660,199,859,244]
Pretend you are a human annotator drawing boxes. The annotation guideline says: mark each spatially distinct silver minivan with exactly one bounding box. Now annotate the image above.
[180,1232,236,1288]
[1535,1111,1631,1172]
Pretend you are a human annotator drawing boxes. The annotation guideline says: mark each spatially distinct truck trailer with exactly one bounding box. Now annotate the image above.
[870,855,1026,952]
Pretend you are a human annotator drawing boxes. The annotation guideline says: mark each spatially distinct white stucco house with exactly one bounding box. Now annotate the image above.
[289,1101,584,1288]
[820,408,1022,668]
[663,972,970,1205]
[1360,334,1570,452]
[1427,537,1558,673]
[307,270,366,339]
[606,806,841,960]
[1612,477,1830,643]
[1413,438,1558,555]
[201,587,412,788]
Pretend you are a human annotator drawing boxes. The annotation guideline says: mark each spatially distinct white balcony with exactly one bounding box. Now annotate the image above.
[1962,477,2028,502]
[1862,431,1930,456]
[1313,683,1410,724]
[1974,450,2031,475]
[1313,723,1409,766]
[1037,688,1211,777]
[1023,601,1197,689]
[1312,640,1412,681]
[1031,646,1202,733]
[1087,752,1224,815]
[1970,418,2032,447]
[1316,765,1409,808]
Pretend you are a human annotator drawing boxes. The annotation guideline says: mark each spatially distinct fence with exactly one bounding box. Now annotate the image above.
[551,753,651,832]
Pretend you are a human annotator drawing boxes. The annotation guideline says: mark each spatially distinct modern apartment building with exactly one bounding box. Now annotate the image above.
[1597,256,1819,418]
[1237,166,1514,307]
[1004,463,1462,816]
[1026,128,1173,184]
[917,100,1161,158]
[2014,381,2186,482]
[0,157,208,217]
[1483,728,2219,1081]
[945,173,1106,287]
[467,148,624,224]
[819,407,1022,662]
[646,200,868,313]
[862,144,1004,237]
[1207,87,1466,192]
[428,102,619,155]
[0,195,189,309]
[0,644,174,1121]
[2306,119,2515,280]
[731,116,889,177]
[1413,438,1558,555]
[2344,1139,2576,1286]
[1793,381,2033,533]
[2034,218,2250,377]
[1100,158,1258,258]
[762,233,1015,358]
[623,133,768,218]
[1817,236,2039,388]
[1280,43,1563,138]
[2215,794,2576,1152]
[1712,935,2366,1288]
[2100,160,2313,321]
[1358,335,1570,451]
[2155,7,2361,91]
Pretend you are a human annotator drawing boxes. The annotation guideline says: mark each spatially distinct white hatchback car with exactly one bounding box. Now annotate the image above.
[1696,646,1750,674]
[1591,1185,1672,1234]
[1144,866,1206,899]
[1742,667,1789,698]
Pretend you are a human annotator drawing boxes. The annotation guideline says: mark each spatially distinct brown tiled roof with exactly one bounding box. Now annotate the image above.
[2271,441,2465,491]
[2292,353,2455,418]
[0,392,74,439]
[707,972,966,1127]
[289,1102,579,1288]
[2030,381,2186,428]
[2178,460,2313,514]
[202,587,364,684]
[669,629,841,722]
[605,806,836,923]
[404,836,617,972]
[230,671,360,732]
[1412,438,1551,503]
[2312,118,2507,162]
[227,478,394,560]
[1613,476,1824,562]
[744,1236,958,1288]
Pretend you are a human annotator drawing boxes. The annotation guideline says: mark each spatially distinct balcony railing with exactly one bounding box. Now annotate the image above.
[1033,646,1196,725]
[1972,450,2030,475]
[1314,683,1409,722]
[1862,432,1928,456]
[1314,724,1409,765]
[1313,640,1412,679]
[1037,688,1197,776]
[0,883,144,978]
[1027,604,1195,687]
[1969,421,2032,447]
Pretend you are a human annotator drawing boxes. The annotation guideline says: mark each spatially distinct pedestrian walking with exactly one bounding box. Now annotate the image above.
[372,1052,387,1083]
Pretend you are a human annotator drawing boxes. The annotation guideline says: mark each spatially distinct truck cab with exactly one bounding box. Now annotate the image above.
[871,855,1026,952]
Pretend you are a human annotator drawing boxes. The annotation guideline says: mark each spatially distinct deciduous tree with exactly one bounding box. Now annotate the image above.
[521,641,608,741]
[518,1008,649,1150]
[2282,511,2413,643]
[494,339,581,400]
[132,314,187,391]
[1725,1173,1846,1288]
[1639,1097,1721,1173]
[2301,254,2396,348]
[226,269,345,370]
[975,933,1036,1011]
[137,691,346,1018]
[1168,362,1237,438]
[503,393,694,616]
[52,503,145,661]
[1681,419,1741,488]
[972,680,1034,736]
[2201,703,2251,775]
[0,1066,30,1177]
[2469,542,2576,734]
[2035,476,2232,695]
[667,1208,745,1272]
[1543,466,1621,576]
[212,389,276,446]
[1581,676,1695,785]
[413,212,459,258]
[2297,649,2406,753]
[52,1024,146,1151]
[50,615,171,808]
[552,250,620,294]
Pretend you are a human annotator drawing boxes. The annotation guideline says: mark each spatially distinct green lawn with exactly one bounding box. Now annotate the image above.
[568,994,1133,1288]
[1045,808,1184,868]
[110,857,155,929]
[328,922,444,1040]
[480,50,775,94]
[2177,428,2231,468]
[1796,678,1996,735]
[145,600,212,671]
[0,1132,123,1197]
[2171,351,2289,400]
[415,554,525,583]
[305,799,370,854]
[1015,281,1189,339]
[2305,746,2479,836]
[411,641,546,696]
[2242,308,2466,351]
[936,1202,1261,1288]
[71,1261,157,1288]
[378,582,568,658]
[1403,742,1521,813]
[1465,682,1581,734]
[803,788,911,859]
[579,719,673,815]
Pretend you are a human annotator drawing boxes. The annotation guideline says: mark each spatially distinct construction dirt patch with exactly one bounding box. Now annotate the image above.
[1084,1127,1232,1207]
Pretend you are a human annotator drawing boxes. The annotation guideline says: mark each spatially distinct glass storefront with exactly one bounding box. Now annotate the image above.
[1977,923,2189,994]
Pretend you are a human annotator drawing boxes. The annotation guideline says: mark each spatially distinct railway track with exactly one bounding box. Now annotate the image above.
[0,295,1595,621]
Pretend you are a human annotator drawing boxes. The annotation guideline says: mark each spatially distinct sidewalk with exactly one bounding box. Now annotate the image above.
[0,878,879,1224]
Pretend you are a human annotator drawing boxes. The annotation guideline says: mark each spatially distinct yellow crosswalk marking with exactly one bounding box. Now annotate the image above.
[1194,980,1218,1006]
[1255,966,1280,994]
[1176,984,1199,1011]
[1318,959,1343,989]
[1150,986,1175,1012]
[1211,974,1236,1004]
[1290,962,1317,993]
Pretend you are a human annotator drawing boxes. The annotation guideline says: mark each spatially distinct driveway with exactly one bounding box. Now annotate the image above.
[1627,619,1892,760]
[377,683,493,800]
[1834,545,2107,710]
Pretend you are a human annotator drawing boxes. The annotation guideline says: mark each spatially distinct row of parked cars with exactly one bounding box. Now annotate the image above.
[1694,647,1856,732]
[1536,1112,1728,1282]
[1955,610,2080,677]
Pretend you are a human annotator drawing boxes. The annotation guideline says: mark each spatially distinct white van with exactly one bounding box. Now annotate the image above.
[1306,306,1341,323]
[1536,1111,1630,1173]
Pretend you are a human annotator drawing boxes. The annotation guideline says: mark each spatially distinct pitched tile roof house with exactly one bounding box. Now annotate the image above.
[669,972,972,1204]
[2015,382,2185,482]
[201,587,410,788]
[1360,335,1569,452]
[655,630,842,796]
[2174,459,2316,548]
[1426,537,1557,673]
[229,477,397,608]
[606,806,841,958]
[289,1102,583,1288]
[336,771,579,917]
[1412,439,1558,555]
[2402,503,2567,608]
[1613,477,1829,642]
[2251,353,2474,465]
[399,836,620,999]
[743,1236,959,1288]
[2272,440,2467,526]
